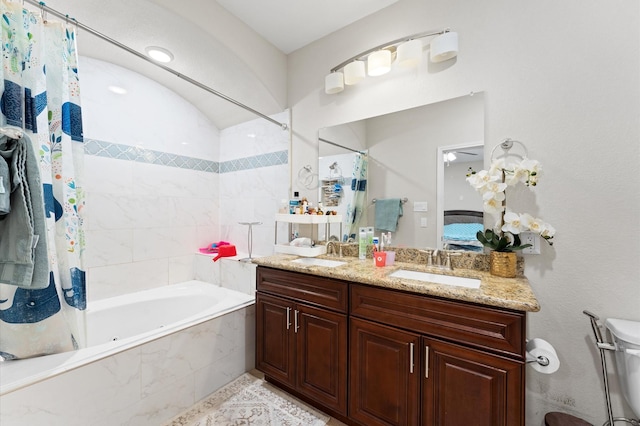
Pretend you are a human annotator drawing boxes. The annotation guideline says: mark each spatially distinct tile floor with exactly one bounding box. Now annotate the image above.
[250,370,347,426]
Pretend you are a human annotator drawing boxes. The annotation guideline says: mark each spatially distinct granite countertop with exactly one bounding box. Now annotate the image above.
[252,251,540,312]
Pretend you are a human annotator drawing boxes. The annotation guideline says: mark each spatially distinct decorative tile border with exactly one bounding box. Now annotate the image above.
[84,139,288,174]
[220,151,289,173]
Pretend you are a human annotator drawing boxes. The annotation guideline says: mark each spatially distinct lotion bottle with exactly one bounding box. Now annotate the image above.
[358,227,367,260]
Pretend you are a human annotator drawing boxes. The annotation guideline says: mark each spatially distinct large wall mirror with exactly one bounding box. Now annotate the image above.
[318,92,485,249]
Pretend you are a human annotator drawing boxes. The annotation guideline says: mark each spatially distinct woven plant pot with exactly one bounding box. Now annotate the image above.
[489,251,517,278]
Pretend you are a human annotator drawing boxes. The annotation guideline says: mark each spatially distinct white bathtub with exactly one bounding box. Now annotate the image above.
[0,280,256,426]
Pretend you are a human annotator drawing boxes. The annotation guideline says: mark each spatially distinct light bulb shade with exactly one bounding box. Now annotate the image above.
[396,39,423,68]
[325,72,344,94]
[367,50,392,76]
[430,31,458,63]
[344,61,366,85]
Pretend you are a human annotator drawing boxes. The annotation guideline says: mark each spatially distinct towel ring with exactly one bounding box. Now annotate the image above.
[297,165,318,189]
[490,138,529,164]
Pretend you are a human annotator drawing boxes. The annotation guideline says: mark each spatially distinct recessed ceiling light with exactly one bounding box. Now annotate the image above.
[108,85,127,95]
[145,46,174,63]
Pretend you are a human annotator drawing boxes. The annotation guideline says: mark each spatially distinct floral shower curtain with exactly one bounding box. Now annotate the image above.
[0,1,86,359]
[344,152,368,240]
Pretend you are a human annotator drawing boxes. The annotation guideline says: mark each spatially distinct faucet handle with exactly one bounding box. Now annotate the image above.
[444,252,462,270]
[419,249,434,266]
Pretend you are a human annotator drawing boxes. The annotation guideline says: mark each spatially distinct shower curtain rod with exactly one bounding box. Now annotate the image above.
[319,137,366,154]
[23,0,288,131]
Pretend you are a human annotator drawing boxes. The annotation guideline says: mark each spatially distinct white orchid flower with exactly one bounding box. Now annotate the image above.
[540,222,556,240]
[519,158,542,186]
[488,158,506,175]
[466,169,500,191]
[483,180,508,195]
[502,211,524,234]
[505,166,528,186]
[467,150,555,250]
[482,191,505,214]
[520,213,541,233]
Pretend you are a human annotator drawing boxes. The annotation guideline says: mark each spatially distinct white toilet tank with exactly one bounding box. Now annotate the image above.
[605,317,640,418]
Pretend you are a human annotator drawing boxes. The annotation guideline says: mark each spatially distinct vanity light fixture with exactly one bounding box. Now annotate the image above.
[344,60,366,85]
[145,46,174,63]
[324,29,458,94]
[367,49,392,76]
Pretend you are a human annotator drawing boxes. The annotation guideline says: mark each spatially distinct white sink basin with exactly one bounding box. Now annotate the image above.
[291,258,347,268]
[389,269,481,289]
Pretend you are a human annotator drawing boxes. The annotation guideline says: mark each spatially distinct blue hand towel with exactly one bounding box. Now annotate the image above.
[374,198,403,232]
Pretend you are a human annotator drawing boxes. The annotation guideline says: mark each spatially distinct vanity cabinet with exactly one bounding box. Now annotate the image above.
[422,337,523,426]
[349,317,421,426]
[350,283,525,426]
[256,266,527,426]
[256,267,348,415]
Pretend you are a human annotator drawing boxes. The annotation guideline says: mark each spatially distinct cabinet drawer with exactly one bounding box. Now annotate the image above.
[257,267,348,313]
[351,284,525,358]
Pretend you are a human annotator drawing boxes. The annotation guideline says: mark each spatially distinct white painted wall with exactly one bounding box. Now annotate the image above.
[444,159,483,211]
[288,0,640,423]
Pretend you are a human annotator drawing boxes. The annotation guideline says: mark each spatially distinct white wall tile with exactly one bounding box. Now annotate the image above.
[87,259,169,301]
[83,156,133,196]
[220,259,257,295]
[84,229,134,268]
[0,349,141,426]
[194,253,220,284]
[168,255,195,284]
[114,374,195,426]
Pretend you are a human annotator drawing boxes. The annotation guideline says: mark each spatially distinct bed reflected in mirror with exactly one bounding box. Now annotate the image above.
[437,143,484,250]
[443,210,484,251]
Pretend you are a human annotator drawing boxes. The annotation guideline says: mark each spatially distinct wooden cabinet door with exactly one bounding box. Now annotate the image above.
[296,304,348,415]
[350,317,421,426]
[422,337,524,426]
[256,293,295,387]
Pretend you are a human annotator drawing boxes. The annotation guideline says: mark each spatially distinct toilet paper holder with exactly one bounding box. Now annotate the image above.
[526,350,551,367]
[525,337,560,374]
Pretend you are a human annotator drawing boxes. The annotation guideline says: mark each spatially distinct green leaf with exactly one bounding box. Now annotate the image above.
[496,237,509,251]
[513,234,522,246]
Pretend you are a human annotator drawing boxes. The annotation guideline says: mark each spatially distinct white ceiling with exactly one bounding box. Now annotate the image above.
[215,0,398,54]
[28,0,397,130]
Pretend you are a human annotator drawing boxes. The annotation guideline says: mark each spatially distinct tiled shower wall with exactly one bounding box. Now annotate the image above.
[219,115,290,259]
[80,57,289,302]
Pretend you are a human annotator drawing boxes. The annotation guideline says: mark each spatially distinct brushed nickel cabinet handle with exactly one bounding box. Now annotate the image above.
[294,309,299,333]
[286,307,291,330]
[425,345,430,378]
[410,342,415,374]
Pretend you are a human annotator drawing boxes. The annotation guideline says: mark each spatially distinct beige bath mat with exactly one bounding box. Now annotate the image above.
[165,373,330,426]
